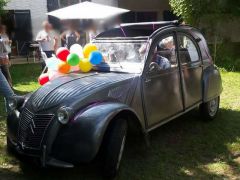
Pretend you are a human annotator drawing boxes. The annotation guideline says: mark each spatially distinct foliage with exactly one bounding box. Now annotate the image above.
[0,64,240,179]
[212,42,240,71]
[0,0,7,15]
[169,0,240,68]
[169,0,240,26]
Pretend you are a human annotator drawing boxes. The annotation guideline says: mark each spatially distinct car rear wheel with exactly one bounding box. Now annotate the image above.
[102,118,127,178]
[200,96,220,120]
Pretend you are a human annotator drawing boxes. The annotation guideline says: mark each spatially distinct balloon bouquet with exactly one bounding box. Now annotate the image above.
[38,43,103,86]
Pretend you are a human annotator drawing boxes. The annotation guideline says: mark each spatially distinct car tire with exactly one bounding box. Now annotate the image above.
[200,96,220,120]
[102,118,127,178]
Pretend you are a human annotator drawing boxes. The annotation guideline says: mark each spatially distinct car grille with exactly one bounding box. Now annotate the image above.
[17,108,54,150]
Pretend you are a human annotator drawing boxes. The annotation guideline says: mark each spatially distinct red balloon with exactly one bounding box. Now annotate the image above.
[38,73,50,86]
[56,47,70,61]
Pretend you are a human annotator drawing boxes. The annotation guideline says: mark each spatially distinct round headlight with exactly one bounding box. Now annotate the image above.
[57,107,70,124]
[8,98,17,111]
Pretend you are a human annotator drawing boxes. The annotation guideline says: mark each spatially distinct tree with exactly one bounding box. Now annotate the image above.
[0,0,7,15]
[169,0,240,27]
[169,0,240,62]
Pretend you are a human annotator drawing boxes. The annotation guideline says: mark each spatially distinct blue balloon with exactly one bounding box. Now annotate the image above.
[89,51,103,65]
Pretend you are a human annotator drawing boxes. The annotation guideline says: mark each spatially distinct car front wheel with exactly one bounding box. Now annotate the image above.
[200,96,220,120]
[102,118,127,178]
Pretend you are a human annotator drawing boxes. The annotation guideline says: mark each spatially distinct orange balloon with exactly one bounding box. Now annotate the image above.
[58,62,71,74]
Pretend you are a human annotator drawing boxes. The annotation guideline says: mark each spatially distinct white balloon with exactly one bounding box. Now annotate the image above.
[70,44,83,58]
[45,57,62,71]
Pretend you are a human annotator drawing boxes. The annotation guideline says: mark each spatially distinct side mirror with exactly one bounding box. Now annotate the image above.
[149,62,160,73]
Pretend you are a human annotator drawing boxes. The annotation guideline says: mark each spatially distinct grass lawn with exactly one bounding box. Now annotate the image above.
[0,64,240,179]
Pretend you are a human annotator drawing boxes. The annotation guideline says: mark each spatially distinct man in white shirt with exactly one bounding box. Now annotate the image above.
[36,21,58,70]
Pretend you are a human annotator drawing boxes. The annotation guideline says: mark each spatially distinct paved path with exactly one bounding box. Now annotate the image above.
[11,56,41,65]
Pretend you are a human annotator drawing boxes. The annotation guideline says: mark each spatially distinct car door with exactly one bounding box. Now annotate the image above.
[177,32,203,108]
[143,33,184,127]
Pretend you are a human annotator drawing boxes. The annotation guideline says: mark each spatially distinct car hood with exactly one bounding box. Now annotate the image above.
[27,72,137,112]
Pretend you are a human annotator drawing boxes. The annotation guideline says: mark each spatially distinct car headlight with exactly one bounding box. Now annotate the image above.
[8,96,25,111]
[57,107,71,124]
[8,98,17,111]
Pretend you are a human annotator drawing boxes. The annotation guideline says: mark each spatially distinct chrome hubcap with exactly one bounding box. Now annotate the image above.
[209,98,219,117]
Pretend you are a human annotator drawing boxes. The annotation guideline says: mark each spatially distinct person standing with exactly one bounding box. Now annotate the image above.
[0,63,14,116]
[88,23,98,43]
[0,25,12,60]
[36,21,58,70]
[61,22,80,49]
[0,31,12,87]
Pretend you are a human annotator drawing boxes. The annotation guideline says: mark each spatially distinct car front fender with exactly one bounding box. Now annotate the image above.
[203,65,223,102]
[51,102,140,163]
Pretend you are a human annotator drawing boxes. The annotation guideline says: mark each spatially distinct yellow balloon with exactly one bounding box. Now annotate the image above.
[83,43,98,58]
[79,58,92,73]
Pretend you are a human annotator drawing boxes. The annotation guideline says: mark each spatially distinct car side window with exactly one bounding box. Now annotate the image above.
[150,35,177,71]
[178,34,200,64]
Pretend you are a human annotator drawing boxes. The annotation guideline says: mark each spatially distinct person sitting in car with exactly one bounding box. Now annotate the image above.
[155,54,171,70]
[159,36,176,64]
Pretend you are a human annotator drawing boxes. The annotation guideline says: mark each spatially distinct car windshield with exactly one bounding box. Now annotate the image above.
[93,41,149,73]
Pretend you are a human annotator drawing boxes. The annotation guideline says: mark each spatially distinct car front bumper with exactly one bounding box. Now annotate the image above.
[7,108,99,167]
[7,129,74,168]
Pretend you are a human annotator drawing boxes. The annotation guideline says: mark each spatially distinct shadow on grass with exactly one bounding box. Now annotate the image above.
[0,109,240,180]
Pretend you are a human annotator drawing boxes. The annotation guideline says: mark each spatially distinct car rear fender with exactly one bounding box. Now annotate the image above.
[203,65,223,102]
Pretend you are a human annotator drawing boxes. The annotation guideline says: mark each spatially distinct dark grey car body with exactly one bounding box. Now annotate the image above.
[7,21,222,167]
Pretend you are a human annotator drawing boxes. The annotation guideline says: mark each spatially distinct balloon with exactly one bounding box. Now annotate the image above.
[70,44,83,58]
[45,57,61,71]
[58,62,71,74]
[56,47,70,61]
[79,58,92,73]
[83,43,98,58]
[38,73,49,86]
[67,53,80,66]
[71,65,80,72]
[89,51,103,65]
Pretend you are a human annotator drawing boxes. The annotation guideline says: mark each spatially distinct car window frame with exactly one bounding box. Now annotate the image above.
[176,31,202,66]
[144,31,178,77]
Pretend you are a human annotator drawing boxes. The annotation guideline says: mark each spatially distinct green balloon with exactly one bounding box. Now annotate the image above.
[67,53,80,66]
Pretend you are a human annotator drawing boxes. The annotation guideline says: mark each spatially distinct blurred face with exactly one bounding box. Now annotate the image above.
[166,41,174,49]
[43,22,52,32]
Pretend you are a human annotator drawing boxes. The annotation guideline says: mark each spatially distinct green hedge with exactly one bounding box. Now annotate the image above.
[209,42,240,72]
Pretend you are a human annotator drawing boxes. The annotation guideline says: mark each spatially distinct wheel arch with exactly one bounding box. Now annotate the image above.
[52,102,144,163]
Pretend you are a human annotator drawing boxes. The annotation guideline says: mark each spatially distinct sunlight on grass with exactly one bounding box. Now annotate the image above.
[179,167,194,176]
[220,72,240,110]
[14,81,40,93]
[202,162,235,179]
